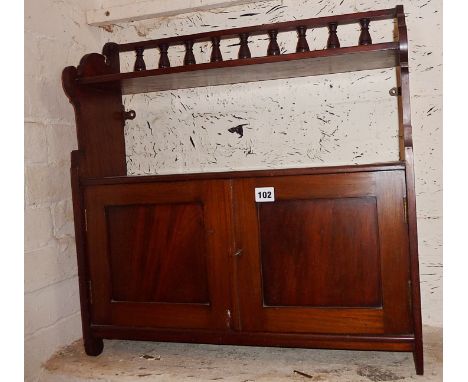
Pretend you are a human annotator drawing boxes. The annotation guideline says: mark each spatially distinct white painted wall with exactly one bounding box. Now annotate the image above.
[87,0,267,26]
[24,0,103,381]
[25,0,442,380]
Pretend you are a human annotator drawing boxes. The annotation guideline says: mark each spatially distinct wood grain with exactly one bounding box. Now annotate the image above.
[259,197,382,307]
[107,203,209,303]
[62,54,126,178]
[234,171,411,335]
[84,180,233,330]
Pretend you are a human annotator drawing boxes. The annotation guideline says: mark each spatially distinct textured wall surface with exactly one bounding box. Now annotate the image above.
[104,0,442,326]
[24,1,103,381]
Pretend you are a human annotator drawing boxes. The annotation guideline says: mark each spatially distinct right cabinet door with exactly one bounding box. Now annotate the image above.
[234,170,412,335]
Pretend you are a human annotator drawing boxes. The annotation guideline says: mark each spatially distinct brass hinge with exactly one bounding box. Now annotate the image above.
[88,280,93,304]
[403,197,408,224]
[84,209,88,232]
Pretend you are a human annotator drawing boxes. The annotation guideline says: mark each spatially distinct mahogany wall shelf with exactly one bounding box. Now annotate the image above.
[62,5,424,376]
[79,42,399,94]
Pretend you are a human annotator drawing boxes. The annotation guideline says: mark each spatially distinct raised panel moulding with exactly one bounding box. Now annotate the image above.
[87,0,267,26]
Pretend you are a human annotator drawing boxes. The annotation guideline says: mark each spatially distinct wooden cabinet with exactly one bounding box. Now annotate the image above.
[82,169,414,344]
[63,5,423,375]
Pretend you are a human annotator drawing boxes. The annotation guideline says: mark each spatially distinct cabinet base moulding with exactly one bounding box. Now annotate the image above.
[91,325,415,352]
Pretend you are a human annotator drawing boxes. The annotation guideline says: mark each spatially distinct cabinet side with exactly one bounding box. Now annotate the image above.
[396,4,423,375]
[62,50,127,355]
[70,150,103,355]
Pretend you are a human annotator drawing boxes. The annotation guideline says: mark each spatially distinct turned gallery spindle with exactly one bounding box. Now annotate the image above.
[327,22,340,49]
[267,30,280,56]
[359,18,372,45]
[133,47,146,71]
[184,41,196,65]
[238,33,251,59]
[102,42,120,73]
[296,26,310,53]
[158,43,170,68]
[210,36,223,62]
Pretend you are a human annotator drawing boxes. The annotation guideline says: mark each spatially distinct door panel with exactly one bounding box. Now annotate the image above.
[106,203,209,304]
[259,197,382,307]
[84,180,232,330]
[234,170,411,335]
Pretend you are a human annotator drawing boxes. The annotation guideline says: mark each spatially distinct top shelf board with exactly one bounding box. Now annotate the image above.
[79,42,399,94]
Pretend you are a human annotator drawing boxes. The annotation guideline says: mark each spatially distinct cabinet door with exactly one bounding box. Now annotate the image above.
[84,180,233,330]
[233,170,412,335]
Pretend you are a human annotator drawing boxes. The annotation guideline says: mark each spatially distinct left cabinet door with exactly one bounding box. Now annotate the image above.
[84,179,233,330]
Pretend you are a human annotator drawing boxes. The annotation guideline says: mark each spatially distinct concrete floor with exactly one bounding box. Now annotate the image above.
[40,326,441,382]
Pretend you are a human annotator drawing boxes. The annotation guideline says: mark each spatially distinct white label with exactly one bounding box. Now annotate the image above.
[255,187,275,202]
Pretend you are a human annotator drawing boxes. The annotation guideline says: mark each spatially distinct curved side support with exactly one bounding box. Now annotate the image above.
[63,52,126,356]
[77,53,113,77]
[102,42,121,73]
[396,5,413,152]
[62,66,79,104]
[396,5,424,376]
[61,52,126,178]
